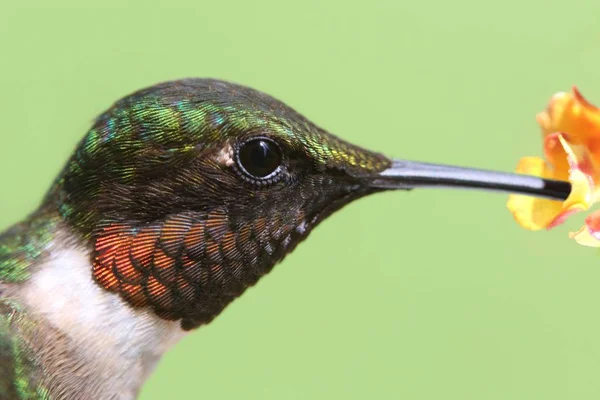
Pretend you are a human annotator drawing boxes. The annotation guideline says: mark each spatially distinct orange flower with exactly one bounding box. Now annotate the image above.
[507,87,600,246]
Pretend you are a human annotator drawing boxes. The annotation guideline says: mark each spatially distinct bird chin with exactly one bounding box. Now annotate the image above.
[302,187,376,235]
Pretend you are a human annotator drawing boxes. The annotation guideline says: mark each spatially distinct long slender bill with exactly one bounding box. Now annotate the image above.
[367,159,571,201]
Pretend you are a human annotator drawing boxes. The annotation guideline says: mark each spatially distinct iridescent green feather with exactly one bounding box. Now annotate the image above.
[54,79,390,236]
[0,78,392,396]
[0,212,61,283]
[0,300,50,399]
[0,213,58,398]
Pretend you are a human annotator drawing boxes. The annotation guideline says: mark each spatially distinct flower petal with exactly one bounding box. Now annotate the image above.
[570,210,600,247]
[509,87,600,246]
[537,87,600,146]
[507,157,563,230]
[507,134,593,230]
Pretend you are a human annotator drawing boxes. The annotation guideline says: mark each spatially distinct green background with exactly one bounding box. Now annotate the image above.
[2,1,600,399]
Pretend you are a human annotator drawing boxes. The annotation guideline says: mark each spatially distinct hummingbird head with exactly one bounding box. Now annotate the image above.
[47,79,570,330]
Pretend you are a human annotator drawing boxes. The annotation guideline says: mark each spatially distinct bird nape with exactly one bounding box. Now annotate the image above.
[0,78,571,400]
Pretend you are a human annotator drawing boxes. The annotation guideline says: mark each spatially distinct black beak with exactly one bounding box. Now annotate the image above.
[367,159,571,201]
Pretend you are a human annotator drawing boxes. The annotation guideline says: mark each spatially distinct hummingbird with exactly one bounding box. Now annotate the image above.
[0,79,570,399]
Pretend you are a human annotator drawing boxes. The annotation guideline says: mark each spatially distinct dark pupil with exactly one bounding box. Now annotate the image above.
[239,139,282,178]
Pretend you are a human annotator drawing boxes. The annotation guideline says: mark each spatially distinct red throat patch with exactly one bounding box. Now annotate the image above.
[92,209,301,329]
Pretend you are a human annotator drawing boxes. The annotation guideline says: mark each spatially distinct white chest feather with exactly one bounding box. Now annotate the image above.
[19,246,187,398]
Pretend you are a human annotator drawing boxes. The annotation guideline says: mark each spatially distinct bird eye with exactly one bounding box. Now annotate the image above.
[236,137,283,181]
